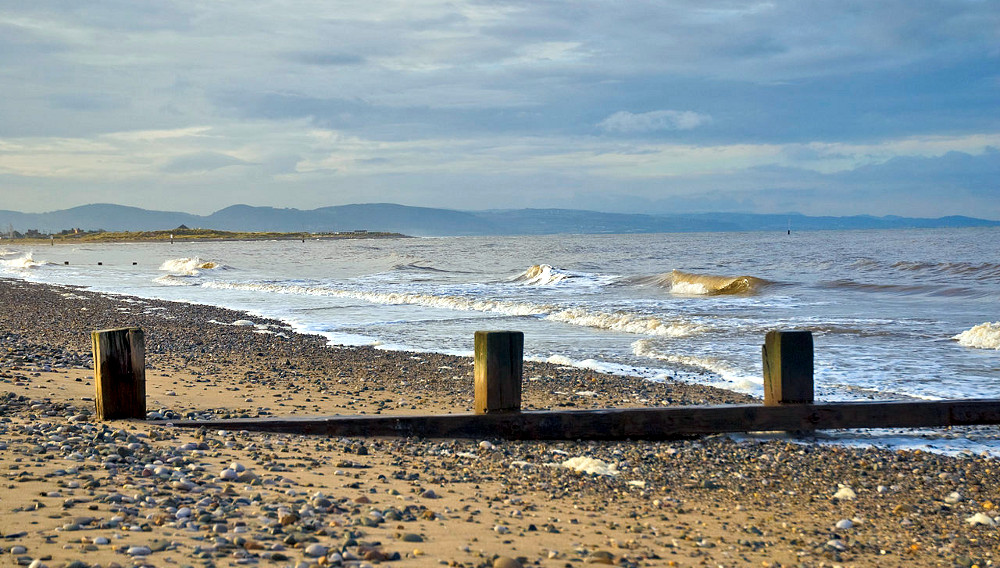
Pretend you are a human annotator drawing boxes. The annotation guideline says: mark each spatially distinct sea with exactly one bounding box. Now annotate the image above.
[2,227,999,454]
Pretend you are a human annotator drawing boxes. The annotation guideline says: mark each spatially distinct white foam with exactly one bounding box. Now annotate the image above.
[546,308,704,337]
[1,253,51,270]
[153,274,196,287]
[202,280,705,338]
[633,339,763,394]
[159,257,227,276]
[669,281,711,295]
[515,264,571,286]
[954,322,1000,350]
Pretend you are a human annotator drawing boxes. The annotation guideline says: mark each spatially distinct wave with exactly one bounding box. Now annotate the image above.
[153,274,198,287]
[891,261,1000,280]
[632,339,762,393]
[201,280,705,338]
[158,257,228,276]
[954,322,1000,350]
[821,278,983,298]
[1,253,52,270]
[638,269,769,295]
[393,261,451,273]
[546,308,703,337]
[513,264,572,286]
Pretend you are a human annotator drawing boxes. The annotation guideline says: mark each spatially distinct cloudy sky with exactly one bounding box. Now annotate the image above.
[1,1,998,218]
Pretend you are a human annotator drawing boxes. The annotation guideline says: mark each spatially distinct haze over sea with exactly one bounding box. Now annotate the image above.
[3,227,1000,453]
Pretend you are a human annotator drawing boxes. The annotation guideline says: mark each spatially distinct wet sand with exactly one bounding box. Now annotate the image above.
[2,277,1000,568]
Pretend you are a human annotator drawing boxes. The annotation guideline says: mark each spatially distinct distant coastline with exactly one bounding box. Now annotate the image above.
[2,202,998,237]
[2,227,409,245]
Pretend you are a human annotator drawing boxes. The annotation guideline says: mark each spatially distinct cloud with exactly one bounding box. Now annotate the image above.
[597,110,711,133]
[285,52,365,66]
[160,152,252,174]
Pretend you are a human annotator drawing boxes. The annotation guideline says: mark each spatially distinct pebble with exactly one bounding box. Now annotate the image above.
[835,519,853,530]
[832,484,856,500]
[494,556,522,568]
[966,513,996,527]
[304,543,329,557]
[127,545,152,556]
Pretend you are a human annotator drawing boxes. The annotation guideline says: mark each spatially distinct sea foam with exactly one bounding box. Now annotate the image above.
[1,253,50,270]
[201,280,705,337]
[159,257,227,276]
[954,322,1000,350]
[514,264,572,285]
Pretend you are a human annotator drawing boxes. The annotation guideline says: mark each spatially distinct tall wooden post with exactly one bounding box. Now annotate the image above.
[92,327,146,420]
[762,330,813,405]
[474,331,523,414]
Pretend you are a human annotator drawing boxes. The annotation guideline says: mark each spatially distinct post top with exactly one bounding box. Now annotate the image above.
[93,327,143,334]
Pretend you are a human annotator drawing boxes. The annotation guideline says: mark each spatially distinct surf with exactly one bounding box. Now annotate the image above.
[639,269,769,295]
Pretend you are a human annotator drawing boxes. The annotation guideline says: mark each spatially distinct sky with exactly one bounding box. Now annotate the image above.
[0,1,998,218]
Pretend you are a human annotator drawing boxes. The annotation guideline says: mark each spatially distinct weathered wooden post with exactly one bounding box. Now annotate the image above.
[762,330,814,405]
[92,327,146,420]
[474,331,523,414]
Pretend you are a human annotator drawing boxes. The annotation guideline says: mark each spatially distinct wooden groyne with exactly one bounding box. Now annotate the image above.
[91,329,1000,440]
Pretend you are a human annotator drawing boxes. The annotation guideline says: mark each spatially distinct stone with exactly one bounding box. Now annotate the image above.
[493,557,522,568]
[304,544,329,557]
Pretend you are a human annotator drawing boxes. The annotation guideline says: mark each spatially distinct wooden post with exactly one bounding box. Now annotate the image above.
[92,327,146,420]
[474,331,523,414]
[762,330,813,405]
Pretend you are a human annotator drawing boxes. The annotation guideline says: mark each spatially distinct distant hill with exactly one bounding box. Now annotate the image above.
[1,203,997,237]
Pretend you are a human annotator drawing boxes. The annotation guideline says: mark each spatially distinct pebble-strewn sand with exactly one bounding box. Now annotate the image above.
[2,277,1000,568]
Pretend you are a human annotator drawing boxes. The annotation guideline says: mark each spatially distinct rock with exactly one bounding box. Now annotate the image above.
[126,546,152,556]
[494,525,510,534]
[586,550,615,564]
[825,539,847,552]
[304,544,329,557]
[832,485,856,500]
[398,533,423,542]
[966,513,996,527]
[835,519,853,530]
[494,556,522,568]
[946,491,964,504]
[420,489,439,499]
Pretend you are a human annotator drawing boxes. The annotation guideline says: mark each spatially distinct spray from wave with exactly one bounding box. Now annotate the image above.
[513,264,572,286]
[1,253,52,270]
[639,270,768,295]
[158,257,228,276]
[954,322,1000,350]
[201,280,705,338]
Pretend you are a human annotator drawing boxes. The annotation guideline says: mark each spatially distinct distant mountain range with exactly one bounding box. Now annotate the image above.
[1,203,997,237]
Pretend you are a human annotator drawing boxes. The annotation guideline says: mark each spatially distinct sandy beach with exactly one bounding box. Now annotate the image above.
[2,277,1000,568]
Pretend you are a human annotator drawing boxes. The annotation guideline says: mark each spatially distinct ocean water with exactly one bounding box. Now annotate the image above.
[2,228,999,451]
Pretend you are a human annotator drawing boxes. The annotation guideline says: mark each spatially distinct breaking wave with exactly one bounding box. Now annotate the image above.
[954,322,1000,350]
[158,257,228,276]
[201,280,704,338]
[513,264,572,286]
[639,270,769,295]
[1,253,52,270]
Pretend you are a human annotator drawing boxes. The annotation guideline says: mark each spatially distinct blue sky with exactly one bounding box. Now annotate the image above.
[1,0,998,218]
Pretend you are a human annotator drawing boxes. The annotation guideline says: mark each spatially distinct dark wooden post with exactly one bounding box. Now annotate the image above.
[474,331,523,414]
[92,327,146,420]
[762,330,813,405]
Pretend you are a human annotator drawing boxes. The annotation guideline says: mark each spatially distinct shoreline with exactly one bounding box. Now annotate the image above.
[2,278,1000,567]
